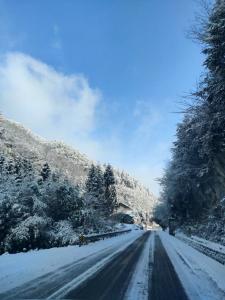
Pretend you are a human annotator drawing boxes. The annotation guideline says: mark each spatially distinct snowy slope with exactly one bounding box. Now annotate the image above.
[159,231,225,300]
[0,115,157,217]
[176,232,225,264]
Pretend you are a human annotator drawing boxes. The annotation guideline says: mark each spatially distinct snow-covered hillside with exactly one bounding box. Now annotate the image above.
[0,115,157,219]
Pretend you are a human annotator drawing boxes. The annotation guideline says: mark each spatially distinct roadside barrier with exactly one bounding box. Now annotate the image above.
[77,229,132,246]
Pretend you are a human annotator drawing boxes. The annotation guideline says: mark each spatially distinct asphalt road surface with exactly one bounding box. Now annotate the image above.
[0,231,190,300]
[0,245,130,299]
[150,235,188,300]
[65,231,150,300]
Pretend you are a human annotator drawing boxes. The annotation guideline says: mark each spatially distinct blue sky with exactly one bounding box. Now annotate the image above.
[0,0,204,195]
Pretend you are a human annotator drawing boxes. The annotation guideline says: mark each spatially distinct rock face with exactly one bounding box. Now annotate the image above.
[0,115,157,219]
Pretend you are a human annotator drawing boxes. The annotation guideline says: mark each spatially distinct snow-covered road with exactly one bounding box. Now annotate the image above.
[0,230,143,297]
[1,229,225,300]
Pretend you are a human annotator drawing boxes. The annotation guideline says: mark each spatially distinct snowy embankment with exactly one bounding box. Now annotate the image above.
[0,229,143,293]
[190,235,225,253]
[176,232,225,264]
[176,232,225,254]
[159,231,225,300]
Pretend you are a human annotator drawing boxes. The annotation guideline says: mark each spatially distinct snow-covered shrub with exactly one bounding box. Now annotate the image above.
[82,209,110,234]
[32,197,47,217]
[50,220,77,247]
[0,196,30,252]
[5,216,49,253]
[5,223,30,253]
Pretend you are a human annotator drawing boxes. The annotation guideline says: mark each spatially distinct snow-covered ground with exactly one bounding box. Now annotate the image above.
[2,228,225,300]
[124,231,154,300]
[175,232,225,265]
[0,229,143,293]
[176,232,225,255]
[159,231,225,300]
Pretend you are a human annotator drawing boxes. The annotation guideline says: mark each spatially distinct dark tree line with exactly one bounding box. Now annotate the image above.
[159,0,225,224]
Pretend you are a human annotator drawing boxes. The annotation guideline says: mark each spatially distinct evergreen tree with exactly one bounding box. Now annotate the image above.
[95,165,105,209]
[160,0,225,223]
[104,164,116,187]
[103,164,117,215]
[85,164,105,210]
[44,179,83,222]
[85,164,96,193]
[0,197,13,253]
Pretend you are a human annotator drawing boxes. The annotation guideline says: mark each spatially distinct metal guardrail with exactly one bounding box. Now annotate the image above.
[177,235,225,265]
[77,229,132,245]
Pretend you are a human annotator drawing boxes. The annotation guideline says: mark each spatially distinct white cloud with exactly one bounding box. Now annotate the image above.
[0,52,102,157]
[121,99,177,196]
[0,52,174,196]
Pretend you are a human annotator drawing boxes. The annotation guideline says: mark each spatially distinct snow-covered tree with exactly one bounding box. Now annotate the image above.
[85,164,105,211]
[0,112,156,253]
[104,164,118,215]
[160,0,225,223]
[44,179,83,222]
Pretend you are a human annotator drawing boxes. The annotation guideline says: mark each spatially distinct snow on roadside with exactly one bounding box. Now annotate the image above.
[191,235,225,253]
[159,231,225,300]
[175,232,225,265]
[0,230,142,293]
[124,231,154,300]
[179,233,225,255]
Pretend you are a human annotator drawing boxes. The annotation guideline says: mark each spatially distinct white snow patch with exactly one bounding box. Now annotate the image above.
[185,234,225,255]
[124,231,154,300]
[159,231,225,300]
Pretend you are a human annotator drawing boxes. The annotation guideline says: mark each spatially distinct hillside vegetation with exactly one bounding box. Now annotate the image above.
[0,115,156,253]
